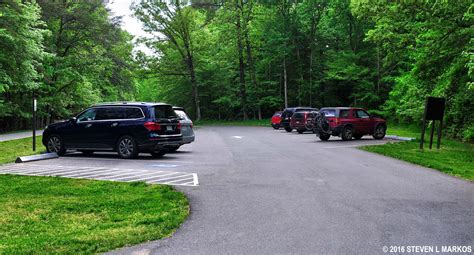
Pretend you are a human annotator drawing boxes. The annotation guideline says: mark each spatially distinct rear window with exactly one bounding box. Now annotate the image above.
[321,109,336,117]
[175,110,190,120]
[293,112,305,119]
[273,112,282,117]
[153,105,177,119]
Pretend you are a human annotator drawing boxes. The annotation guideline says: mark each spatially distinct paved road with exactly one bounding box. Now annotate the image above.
[10,126,473,254]
[0,130,44,142]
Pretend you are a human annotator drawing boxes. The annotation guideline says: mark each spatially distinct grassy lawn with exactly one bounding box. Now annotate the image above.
[0,175,189,254]
[195,119,270,127]
[386,123,421,138]
[362,123,474,181]
[0,136,44,164]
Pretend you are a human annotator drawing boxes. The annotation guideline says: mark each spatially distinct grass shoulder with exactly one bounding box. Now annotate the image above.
[362,123,473,181]
[0,136,43,164]
[0,175,189,254]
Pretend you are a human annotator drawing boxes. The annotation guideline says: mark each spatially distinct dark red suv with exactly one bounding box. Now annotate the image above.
[290,111,316,134]
[313,107,386,141]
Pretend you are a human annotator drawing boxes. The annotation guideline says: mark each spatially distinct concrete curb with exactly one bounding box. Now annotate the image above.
[15,152,59,163]
[385,135,416,141]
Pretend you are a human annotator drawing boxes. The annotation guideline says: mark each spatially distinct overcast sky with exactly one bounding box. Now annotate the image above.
[106,0,153,55]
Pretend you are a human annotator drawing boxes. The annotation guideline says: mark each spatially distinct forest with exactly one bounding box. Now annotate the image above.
[0,0,473,141]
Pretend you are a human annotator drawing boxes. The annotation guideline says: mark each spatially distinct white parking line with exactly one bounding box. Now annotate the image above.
[193,173,199,185]
[146,174,193,183]
[109,171,167,181]
[0,164,199,187]
[161,176,194,184]
[0,166,104,176]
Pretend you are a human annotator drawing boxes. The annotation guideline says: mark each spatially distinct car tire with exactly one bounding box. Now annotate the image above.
[353,134,363,140]
[319,134,330,141]
[285,127,292,132]
[79,150,94,156]
[117,135,138,159]
[150,150,167,158]
[341,126,353,141]
[167,145,180,152]
[272,126,279,130]
[46,135,66,156]
[373,124,386,140]
[297,129,304,134]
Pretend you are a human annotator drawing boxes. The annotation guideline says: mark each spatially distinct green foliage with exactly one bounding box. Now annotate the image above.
[0,1,136,131]
[352,0,474,140]
[0,0,472,141]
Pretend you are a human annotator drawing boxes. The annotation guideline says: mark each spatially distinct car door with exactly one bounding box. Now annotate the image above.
[63,108,98,148]
[91,107,125,149]
[355,109,372,134]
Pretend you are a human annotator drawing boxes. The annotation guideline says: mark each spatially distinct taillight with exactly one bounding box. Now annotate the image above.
[335,118,340,125]
[144,122,161,131]
[190,123,193,129]
[177,122,182,130]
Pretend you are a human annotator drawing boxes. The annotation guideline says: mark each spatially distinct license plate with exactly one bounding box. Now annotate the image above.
[166,126,172,131]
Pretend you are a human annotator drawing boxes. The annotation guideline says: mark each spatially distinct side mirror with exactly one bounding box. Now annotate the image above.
[70,117,77,123]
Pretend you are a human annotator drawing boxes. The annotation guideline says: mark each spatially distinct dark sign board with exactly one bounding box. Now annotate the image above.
[420,97,446,150]
[424,97,445,121]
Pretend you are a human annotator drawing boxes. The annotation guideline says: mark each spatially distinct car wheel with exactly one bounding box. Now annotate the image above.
[46,135,66,156]
[79,150,94,156]
[150,150,167,158]
[117,135,138,159]
[373,124,386,140]
[285,127,292,132]
[297,129,304,134]
[272,126,279,130]
[167,145,180,152]
[353,134,363,140]
[319,134,330,141]
[341,126,353,141]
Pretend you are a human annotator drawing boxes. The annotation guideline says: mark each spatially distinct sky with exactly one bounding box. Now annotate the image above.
[106,0,153,55]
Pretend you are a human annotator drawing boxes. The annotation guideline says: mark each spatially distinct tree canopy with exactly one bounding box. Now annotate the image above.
[0,0,472,141]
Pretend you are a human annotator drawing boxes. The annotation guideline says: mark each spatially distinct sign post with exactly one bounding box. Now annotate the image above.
[420,97,445,150]
[32,93,37,151]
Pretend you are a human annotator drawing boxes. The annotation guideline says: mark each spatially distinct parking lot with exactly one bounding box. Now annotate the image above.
[2,126,472,254]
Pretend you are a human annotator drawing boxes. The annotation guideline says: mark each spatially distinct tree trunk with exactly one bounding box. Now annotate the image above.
[236,2,247,120]
[283,58,288,108]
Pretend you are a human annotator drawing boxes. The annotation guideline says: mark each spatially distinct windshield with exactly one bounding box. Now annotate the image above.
[153,105,177,120]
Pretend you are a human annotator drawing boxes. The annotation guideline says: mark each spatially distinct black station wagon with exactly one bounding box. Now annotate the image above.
[42,102,183,159]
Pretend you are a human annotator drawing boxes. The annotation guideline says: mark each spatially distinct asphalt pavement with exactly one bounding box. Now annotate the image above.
[14,126,473,254]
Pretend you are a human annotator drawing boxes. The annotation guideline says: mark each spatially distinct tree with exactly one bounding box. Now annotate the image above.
[0,0,45,130]
[133,0,203,120]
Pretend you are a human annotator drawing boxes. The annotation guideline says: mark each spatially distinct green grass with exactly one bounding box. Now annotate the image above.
[361,124,474,181]
[195,119,270,127]
[0,136,43,164]
[386,122,421,138]
[0,175,189,254]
